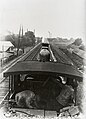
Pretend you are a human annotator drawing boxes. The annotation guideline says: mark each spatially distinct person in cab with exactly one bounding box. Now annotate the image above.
[15,90,40,108]
[56,77,74,111]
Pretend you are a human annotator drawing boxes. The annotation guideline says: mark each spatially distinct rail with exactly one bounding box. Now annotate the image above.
[0,91,9,107]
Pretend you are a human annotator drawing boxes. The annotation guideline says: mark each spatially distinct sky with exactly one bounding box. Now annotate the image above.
[0,0,85,40]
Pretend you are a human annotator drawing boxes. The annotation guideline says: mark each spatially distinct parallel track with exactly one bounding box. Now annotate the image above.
[50,44,73,65]
[59,48,83,68]
[50,44,83,71]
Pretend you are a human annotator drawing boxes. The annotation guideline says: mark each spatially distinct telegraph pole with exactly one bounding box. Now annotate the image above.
[21,26,24,53]
[17,26,21,56]
[34,29,35,36]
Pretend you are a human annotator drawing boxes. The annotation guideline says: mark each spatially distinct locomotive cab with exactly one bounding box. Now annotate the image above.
[3,61,83,117]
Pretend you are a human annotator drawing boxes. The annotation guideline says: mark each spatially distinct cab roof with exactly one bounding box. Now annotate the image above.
[4,61,83,81]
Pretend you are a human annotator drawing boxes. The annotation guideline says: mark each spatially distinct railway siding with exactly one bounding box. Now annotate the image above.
[59,48,83,68]
[50,44,73,65]
[50,42,83,70]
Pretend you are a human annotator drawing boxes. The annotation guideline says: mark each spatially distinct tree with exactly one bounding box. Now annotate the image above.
[73,38,82,46]
[24,31,35,46]
[5,33,22,56]
[5,29,36,55]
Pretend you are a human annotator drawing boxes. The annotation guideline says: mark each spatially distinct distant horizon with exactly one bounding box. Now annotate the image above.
[0,33,83,42]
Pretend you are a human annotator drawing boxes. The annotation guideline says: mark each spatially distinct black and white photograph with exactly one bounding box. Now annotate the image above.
[0,0,85,118]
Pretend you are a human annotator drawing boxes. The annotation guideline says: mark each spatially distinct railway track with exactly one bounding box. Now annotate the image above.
[0,77,9,107]
[21,44,42,61]
[1,43,41,71]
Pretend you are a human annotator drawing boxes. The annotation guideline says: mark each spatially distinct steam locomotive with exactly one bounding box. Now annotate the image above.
[38,38,50,61]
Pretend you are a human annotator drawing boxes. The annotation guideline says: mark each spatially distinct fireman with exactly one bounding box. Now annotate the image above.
[56,78,74,111]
